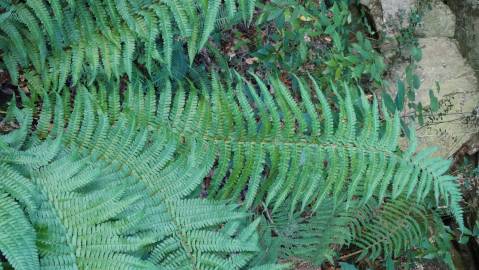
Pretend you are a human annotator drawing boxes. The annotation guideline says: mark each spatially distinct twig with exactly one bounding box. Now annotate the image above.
[262,202,275,225]
[339,250,362,260]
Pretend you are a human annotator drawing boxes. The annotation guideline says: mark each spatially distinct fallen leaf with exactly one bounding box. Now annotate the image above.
[245,57,258,65]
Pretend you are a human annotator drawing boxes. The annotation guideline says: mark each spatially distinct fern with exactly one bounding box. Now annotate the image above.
[0,192,38,270]
[260,199,357,265]
[93,73,462,228]
[352,198,431,260]
[0,71,463,267]
[0,90,279,269]
[256,196,439,266]
[0,0,255,90]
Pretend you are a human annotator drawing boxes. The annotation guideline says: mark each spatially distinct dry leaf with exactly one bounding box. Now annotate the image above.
[245,57,258,65]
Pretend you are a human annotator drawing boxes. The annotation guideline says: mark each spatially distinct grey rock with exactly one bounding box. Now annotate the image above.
[360,0,384,32]
[361,0,418,40]
[381,0,417,20]
[446,0,479,77]
[394,38,479,157]
[417,0,456,38]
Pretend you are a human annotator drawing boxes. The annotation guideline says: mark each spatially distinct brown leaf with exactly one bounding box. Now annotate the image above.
[245,57,258,65]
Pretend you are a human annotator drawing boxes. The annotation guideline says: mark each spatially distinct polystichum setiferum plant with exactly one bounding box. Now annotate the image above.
[0,73,463,269]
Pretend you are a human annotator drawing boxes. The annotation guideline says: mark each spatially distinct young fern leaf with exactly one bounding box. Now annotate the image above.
[199,0,221,50]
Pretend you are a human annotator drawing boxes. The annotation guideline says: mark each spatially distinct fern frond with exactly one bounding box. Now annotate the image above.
[199,0,220,50]
[259,196,436,265]
[264,199,357,265]
[0,0,255,89]
[0,88,273,269]
[136,75,459,223]
[58,73,461,233]
[352,199,430,260]
[0,192,39,270]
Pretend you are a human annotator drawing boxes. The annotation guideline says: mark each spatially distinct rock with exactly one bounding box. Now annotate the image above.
[446,0,479,77]
[363,0,479,157]
[395,37,479,157]
[360,0,417,35]
[417,0,456,38]
[381,0,417,20]
[360,0,384,32]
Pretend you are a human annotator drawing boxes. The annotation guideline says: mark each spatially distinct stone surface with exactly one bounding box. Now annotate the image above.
[381,0,417,19]
[417,0,456,38]
[445,0,479,76]
[393,37,479,157]
[360,0,384,32]
[363,0,479,157]
[360,0,417,35]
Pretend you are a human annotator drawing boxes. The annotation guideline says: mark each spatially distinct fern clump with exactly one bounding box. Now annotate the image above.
[0,0,255,91]
[0,71,462,268]
[0,0,465,267]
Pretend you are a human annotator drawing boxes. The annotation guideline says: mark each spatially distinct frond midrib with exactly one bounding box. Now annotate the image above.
[173,130,442,196]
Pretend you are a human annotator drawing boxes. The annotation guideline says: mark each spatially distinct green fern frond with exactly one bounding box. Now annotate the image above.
[352,199,431,260]
[0,89,274,269]
[199,0,220,50]
[0,0,256,90]
[0,192,39,270]
[258,196,437,265]
[1,71,462,267]
[263,199,357,265]
[96,73,462,229]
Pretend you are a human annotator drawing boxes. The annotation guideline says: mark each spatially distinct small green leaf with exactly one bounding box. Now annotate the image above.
[339,262,358,270]
[407,89,416,102]
[417,102,424,125]
[411,47,422,62]
[473,221,479,236]
[429,89,439,112]
[382,91,396,114]
[412,74,421,89]
[458,235,470,244]
[462,227,473,235]
[395,80,405,111]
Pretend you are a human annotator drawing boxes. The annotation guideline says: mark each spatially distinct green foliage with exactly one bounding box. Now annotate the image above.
[352,199,430,260]
[208,0,385,88]
[2,71,463,268]
[0,0,466,268]
[0,0,255,91]
[0,89,281,269]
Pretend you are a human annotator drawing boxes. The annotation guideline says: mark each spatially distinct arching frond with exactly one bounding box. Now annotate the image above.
[99,73,462,230]
[352,199,431,260]
[0,192,39,270]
